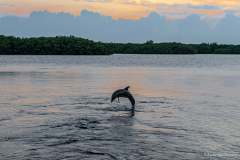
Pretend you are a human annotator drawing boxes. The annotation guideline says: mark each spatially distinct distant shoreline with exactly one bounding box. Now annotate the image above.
[1,35,240,55]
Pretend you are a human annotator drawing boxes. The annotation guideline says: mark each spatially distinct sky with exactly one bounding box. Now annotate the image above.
[1,0,240,43]
[0,0,240,19]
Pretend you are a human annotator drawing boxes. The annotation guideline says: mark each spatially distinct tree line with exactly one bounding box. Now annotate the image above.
[1,35,240,55]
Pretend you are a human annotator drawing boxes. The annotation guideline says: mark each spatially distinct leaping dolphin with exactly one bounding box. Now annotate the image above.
[111,86,135,116]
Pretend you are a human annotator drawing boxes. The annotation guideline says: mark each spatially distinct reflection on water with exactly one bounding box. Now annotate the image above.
[0,55,240,159]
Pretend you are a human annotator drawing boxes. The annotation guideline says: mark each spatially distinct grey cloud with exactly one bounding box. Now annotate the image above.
[0,10,240,44]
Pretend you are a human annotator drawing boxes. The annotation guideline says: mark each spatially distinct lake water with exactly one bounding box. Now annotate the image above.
[0,55,240,160]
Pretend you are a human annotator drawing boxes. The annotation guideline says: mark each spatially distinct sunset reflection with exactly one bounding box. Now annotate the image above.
[101,67,186,97]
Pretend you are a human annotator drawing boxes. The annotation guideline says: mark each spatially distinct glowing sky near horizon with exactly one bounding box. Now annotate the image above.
[0,0,240,19]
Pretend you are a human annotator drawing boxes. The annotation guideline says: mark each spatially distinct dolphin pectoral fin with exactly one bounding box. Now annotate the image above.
[118,97,120,103]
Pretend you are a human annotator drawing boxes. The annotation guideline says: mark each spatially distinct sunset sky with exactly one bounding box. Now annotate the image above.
[0,0,240,19]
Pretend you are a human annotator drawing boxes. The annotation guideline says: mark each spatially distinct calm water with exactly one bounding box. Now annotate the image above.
[0,55,240,160]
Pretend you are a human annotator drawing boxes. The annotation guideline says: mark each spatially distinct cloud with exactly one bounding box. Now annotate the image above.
[0,0,239,19]
[155,4,225,19]
[0,3,14,7]
[82,0,113,2]
[1,10,240,44]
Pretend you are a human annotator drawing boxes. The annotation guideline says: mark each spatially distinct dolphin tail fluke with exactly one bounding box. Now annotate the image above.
[124,86,130,90]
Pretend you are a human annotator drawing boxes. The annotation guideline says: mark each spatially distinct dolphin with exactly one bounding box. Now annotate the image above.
[111,86,135,116]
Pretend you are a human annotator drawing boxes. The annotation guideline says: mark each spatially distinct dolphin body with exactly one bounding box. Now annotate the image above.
[111,86,135,116]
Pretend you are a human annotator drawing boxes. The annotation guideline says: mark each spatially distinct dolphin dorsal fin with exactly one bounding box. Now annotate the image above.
[124,86,130,90]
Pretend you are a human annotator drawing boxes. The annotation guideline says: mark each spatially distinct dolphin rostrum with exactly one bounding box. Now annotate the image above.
[111,86,135,116]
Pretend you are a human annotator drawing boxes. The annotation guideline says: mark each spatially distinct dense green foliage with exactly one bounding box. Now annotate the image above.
[0,36,109,55]
[1,35,240,55]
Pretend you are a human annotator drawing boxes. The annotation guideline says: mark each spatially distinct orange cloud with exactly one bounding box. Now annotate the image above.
[0,0,239,19]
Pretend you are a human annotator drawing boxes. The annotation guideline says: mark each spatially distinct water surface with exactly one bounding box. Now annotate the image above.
[0,55,240,160]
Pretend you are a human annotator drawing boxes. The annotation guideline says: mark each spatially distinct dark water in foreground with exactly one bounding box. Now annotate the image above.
[0,55,240,160]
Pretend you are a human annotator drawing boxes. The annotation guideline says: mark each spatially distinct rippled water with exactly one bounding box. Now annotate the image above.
[0,55,240,160]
